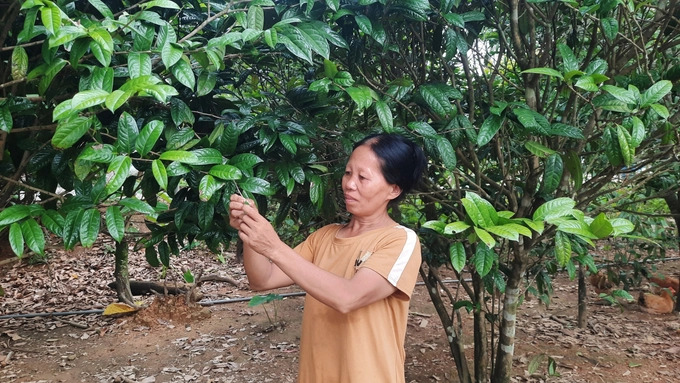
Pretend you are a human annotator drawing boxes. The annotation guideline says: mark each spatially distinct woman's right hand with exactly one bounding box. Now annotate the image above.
[228,194,254,230]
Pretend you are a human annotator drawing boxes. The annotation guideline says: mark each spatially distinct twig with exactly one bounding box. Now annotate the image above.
[54,317,89,329]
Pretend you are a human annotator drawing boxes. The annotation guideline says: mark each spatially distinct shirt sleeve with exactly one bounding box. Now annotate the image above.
[359,226,422,299]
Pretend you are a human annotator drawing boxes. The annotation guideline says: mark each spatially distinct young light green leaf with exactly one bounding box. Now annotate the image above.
[199,174,224,202]
[449,242,466,273]
[136,120,164,156]
[589,213,613,239]
[521,67,563,80]
[524,141,556,158]
[554,231,572,267]
[152,159,168,190]
[52,117,92,149]
[473,227,496,248]
[616,125,634,166]
[532,197,576,221]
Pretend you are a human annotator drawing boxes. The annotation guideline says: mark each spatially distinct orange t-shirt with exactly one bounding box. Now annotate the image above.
[294,224,421,383]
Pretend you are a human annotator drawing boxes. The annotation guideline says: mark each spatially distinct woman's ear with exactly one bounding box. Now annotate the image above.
[388,184,402,200]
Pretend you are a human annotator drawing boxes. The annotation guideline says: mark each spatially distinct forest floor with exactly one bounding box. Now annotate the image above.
[1,235,679,383]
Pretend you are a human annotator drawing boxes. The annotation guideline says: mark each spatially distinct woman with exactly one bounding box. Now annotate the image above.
[229,133,427,382]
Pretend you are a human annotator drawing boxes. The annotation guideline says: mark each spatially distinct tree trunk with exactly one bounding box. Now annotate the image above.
[577,264,587,327]
[492,256,524,383]
[114,239,135,306]
[663,190,680,312]
[420,265,472,383]
[472,272,487,383]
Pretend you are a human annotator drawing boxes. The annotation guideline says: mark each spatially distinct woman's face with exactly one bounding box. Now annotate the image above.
[342,144,400,217]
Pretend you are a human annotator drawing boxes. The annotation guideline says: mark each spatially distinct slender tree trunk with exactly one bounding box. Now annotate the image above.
[663,191,680,312]
[420,266,472,383]
[472,272,487,383]
[114,239,135,306]
[577,264,587,327]
[492,255,524,383]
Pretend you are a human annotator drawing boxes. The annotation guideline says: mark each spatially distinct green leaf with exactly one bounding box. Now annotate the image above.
[196,71,217,96]
[116,112,138,154]
[474,227,496,248]
[542,153,563,194]
[11,46,29,80]
[346,85,374,110]
[408,121,438,139]
[616,125,634,166]
[141,0,180,9]
[0,106,12,133]
[418,83,458,117]
[79,208,100,248]
[9,222,24,257]
[422,220,446,233]
[0,205,31,226]
[105,155,132,196]
[449,242,466,273]
[40,3,61,35]
[435,135,457,168]
[136,120,164,156]
[521,67,563,80]
[279,134,297,155]
[563,151,583,191]
[21,219,45,255]
[87,0,114,18]
[128,52,152,79]
[464,192,498,227]
[375,101,393,131]
[525,141,555,158]
[276,24,313,64]
[209,164,242,181]
[71,89,109,111]
[199,174,224,202]
[554,231,572,267]
[444,221,470,234]
[77,144,115,163]
[601,85,636,104]
[601,17,618,41]
[239,177,273,195]
[309,174,324,208]
[557,43,579,73]
[630,117,645,147]
[248,293,283,307]
[649,103,669,119]
[105,90,133,112]
[473,243,495,277]
[590,213,613,239]
[63,210,82,251]
[640,80,672,107]
[159,150,199,164]
[105,206,125,242]
[610,218,634,235]
[152,159,168,190]
[477,115,502,146]
[190,148,223,165]
[162,41,183,69]
[171,58,195,90]
[486,225,520,241]
[119,198,156,216]
[52,117,92,149]
[41,210,64,236]
[145,246,160,267]
[575,75,599,92]
[533,198,576,221]
[247,5,264,30]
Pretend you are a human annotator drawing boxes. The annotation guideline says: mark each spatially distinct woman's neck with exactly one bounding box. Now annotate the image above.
[340,214,396,237]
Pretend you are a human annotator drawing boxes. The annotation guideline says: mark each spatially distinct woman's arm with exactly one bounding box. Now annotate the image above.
[236,202,398,313]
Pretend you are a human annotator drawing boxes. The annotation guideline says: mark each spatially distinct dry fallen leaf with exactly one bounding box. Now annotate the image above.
[102,302,138,316]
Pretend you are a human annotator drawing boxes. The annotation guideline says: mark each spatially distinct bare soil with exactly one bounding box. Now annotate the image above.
[1,237,679,383]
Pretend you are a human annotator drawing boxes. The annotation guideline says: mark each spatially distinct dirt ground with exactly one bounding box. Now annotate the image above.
[1,237,679,383]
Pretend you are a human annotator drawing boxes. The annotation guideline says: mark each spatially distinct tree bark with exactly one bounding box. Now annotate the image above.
[472,272,487,383]
[420,265,472,383]
[492,255,524,383]
[663,190,680,312]
[577,264,587,327]
[114,239,135,306]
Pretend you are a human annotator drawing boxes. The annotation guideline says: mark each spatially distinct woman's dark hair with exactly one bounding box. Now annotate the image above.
[353,133,427,204]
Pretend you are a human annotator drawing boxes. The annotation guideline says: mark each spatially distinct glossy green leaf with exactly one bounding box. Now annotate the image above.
[521,67,563,80]
[105,90,133,112]
[279,133,297,155]
[630,116,645,147]
[485,225,520,241]
[418,83,458,118]
[542,153,563,194]
[0,205,31,226]
[239,177,273,195]
[105,155,132,196]
[309,174,324,208]
[640,80,672,107]
[199,174,224,202]
[9,222,24,257]
[464,192,498,227]
[444,221,471,234]
[436,135,457,168]
[79,208,100,248]
[117,112,138,154]
[649,103,669,119]
[152,159,168,190]
[557,43,579,73]
[196,71,217,96]
[21,218,45,256]
[473,243,495,277]
[247,5,264,30]
[105,206,125,242]
[63,210,82,251]
[52,117,92,149]
[449,242,466,273]
[600,17,618,41]
[41,210,64,236]
[603,126,623,166]
[171,58,195,90]
[209,164,242,180]
[346,85,374,110]
[590,213,613,239]
[0,106,12,133]
[601,85,636,104]
[136,120,164,156]
[532,198,576,222]
[616,125,634,166]
[563,151,583,191]
[474,227,496,248]
[128,52,152,79]
[375,101,393,131]
[525,141,555,158]
[119,198,156,216]
[422,220,446,234]
[162,41,183,69]
[610,218,634,235]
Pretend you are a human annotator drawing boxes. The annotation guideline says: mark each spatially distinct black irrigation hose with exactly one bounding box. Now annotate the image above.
[2,256,679,321]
